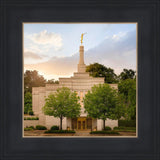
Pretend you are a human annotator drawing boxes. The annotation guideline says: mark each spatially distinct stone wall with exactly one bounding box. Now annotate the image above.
[92,119,97,130]
[96,118,118,130]
[24,120,39,128]
[105,118,118,129]
[66,118,72,129]
[45,115,59,129]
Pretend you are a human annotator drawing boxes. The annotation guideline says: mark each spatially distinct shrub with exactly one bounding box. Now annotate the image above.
[50,125,59,130]
[114,127,120,130]
[90,131,119,134]
[24,111,28,114]
[28,110,34,115]
[104,126,112,131]
[29,126,35,129]
[45,130,75,133]
[24,117,39,120]
[36,125,47,130]
[118,120,136,127]
[24,126,35,131]
[24,128,33,131]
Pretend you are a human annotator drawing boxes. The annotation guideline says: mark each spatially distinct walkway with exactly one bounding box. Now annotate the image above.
[74,130,91,136]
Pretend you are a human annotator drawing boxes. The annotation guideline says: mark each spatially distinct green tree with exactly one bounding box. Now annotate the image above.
[119,69,136,80]
[86,63,118,83]
[84,84,121,130]
[24,70,46,93]
[113,93,126,120]
[42,87,81,130]
[118,79,136,120]
[24,92,32,114]
[46,79,59,84]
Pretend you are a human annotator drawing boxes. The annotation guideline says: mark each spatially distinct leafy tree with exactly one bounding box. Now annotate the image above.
[86,63,118,83]
[24,92,32,114]
[42,87,81,130]
[113,93,126,120]
[119,69,136,80]
[118,79,136,120]
[84,84,122,130]
[46,79,59,84]
[24,70,46,93]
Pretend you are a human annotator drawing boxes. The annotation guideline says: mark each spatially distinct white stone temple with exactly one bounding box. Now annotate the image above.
[31,44,118,130]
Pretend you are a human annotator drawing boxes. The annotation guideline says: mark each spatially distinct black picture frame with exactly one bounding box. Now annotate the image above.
[0,0,160,160]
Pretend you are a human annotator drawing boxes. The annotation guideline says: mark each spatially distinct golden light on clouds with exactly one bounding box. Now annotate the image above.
[24,24,136,80]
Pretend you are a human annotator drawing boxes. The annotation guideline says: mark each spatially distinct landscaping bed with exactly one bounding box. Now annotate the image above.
[24,117,39,120]
[43,133,75,136]
[24,130,75,136]
[24,125,47,131]
[90,130,120,135]
[113,127,136,132]
[45,130,75,133]
[24,125,136,137]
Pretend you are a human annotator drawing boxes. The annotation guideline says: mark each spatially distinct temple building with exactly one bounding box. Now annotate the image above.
[31,43,118,130]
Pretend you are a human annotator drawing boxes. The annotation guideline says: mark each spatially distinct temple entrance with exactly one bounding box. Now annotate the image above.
[77,117,87,130]
[72,117,92,130]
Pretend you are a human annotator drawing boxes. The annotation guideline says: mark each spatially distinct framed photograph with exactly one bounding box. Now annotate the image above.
[23,22,137,138]
[0,0,160,159]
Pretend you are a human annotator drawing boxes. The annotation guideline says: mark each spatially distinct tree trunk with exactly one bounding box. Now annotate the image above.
[103,119,105,130]
[60,117,62,130]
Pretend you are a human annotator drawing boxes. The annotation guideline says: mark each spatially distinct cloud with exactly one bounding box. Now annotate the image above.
[27,30,63,51]
[24,51,42,59]
[24,29,136,79]
[112,31,127,41]
[24,50,49,64]
[24,54,78,76]
[85,29,136,69]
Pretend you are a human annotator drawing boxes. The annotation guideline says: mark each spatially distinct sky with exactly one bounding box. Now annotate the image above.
[24,23,137,80]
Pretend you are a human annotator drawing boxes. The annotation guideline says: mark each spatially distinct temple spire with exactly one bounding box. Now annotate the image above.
[78,45,86,72]
[78,34,86,72]
[79,45,85,65]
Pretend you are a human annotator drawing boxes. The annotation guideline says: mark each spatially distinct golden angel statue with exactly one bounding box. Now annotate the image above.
[81,33,87,44]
